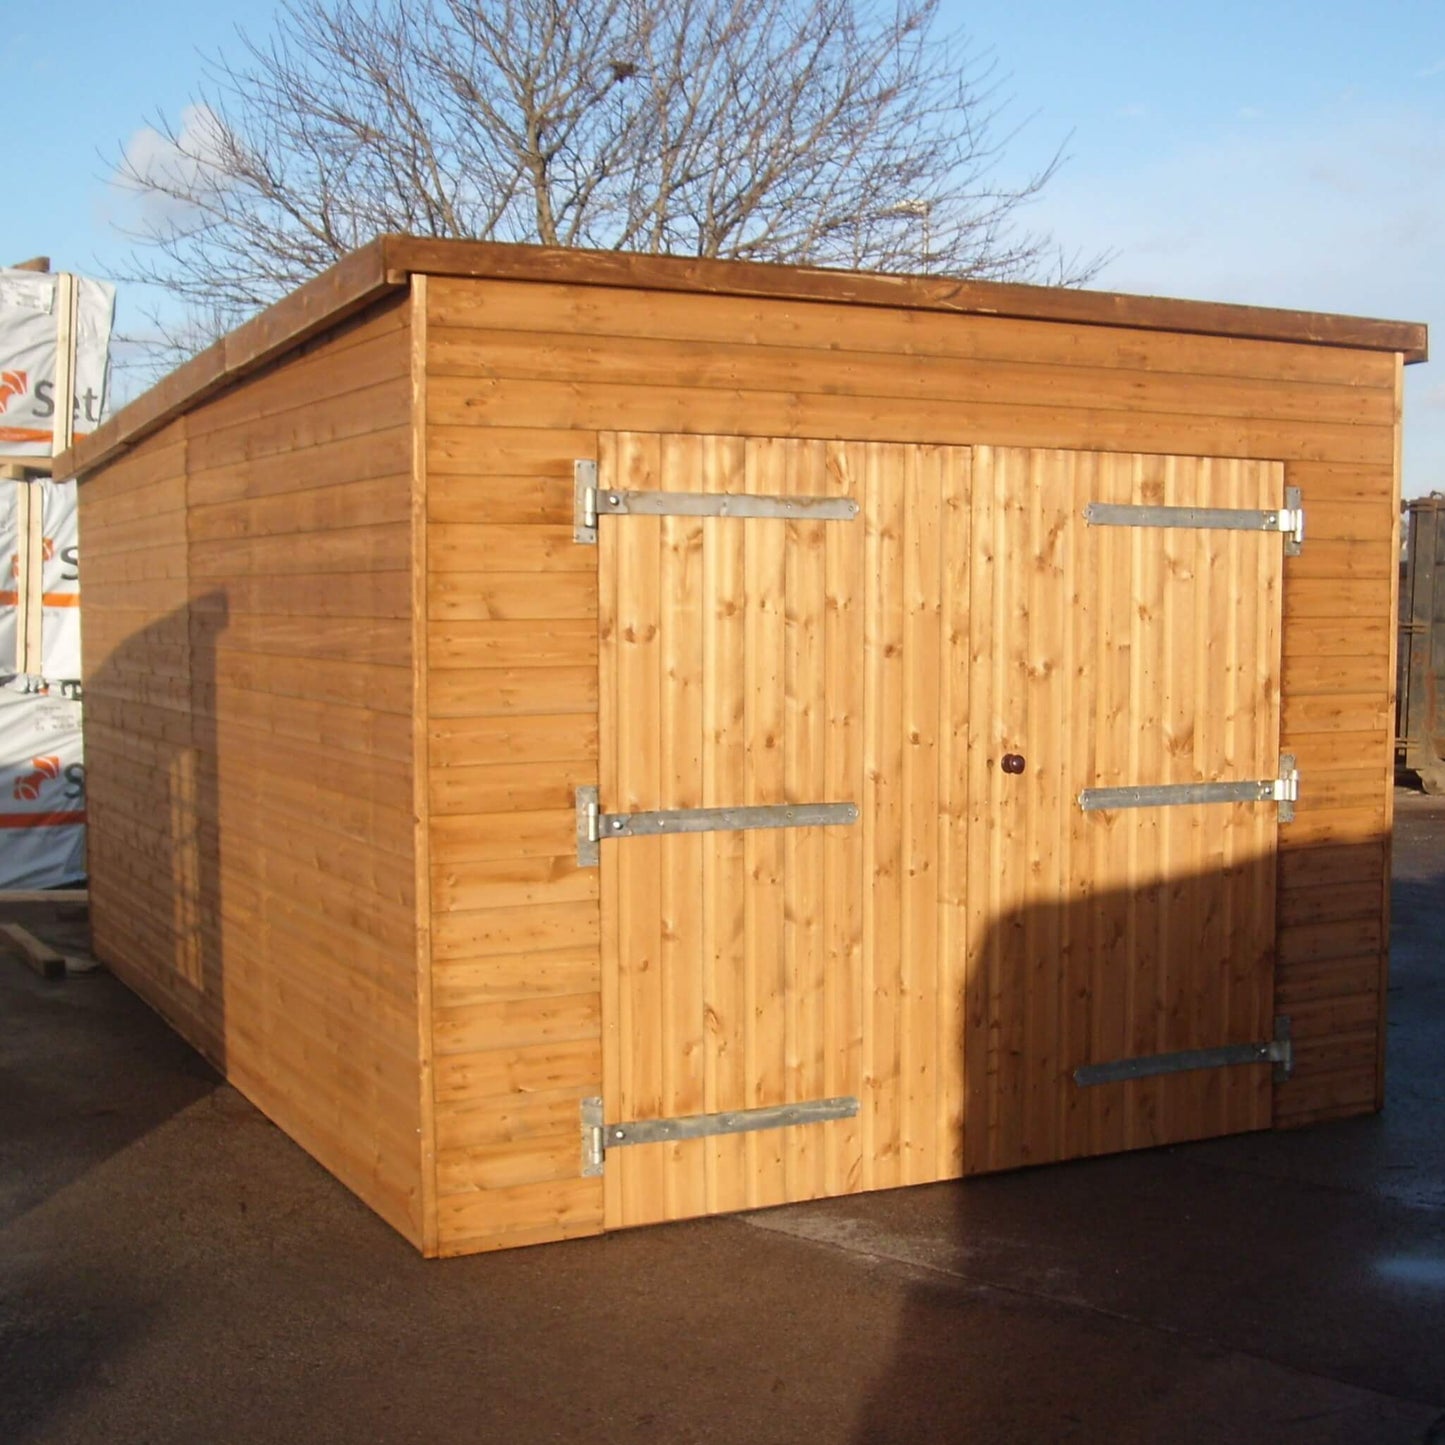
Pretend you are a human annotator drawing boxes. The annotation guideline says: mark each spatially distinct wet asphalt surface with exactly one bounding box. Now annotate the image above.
[1,794,1442,1443]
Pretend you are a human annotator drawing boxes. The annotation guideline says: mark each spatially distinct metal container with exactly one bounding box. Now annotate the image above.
[1398,496,1445,791]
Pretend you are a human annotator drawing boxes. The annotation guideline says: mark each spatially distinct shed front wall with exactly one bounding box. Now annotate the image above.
[82,294,430,1247]
[422,275,1399,1256]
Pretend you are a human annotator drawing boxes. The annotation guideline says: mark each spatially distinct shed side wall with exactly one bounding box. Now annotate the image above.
[83,296,428,1245]
[421,276,1399,1254]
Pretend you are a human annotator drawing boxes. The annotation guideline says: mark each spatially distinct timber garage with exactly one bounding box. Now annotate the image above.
[58,237,1426,1257]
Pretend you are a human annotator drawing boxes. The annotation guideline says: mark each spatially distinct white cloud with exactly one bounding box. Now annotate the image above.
[1043,117,1444,308]
[112,104,232,225]
[1031,110,1445,491]
[1420,382,1445,413]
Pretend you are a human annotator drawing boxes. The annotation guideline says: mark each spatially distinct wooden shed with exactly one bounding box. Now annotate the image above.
[58,237,1426,1257]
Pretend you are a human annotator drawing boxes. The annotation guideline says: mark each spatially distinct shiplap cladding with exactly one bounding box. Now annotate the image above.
[83,296,428,1246]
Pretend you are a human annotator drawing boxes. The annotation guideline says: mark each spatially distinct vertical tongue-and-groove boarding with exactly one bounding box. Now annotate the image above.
[583,436,1293,1228]
[588,433,871,1228]
[962,448,1290,1175]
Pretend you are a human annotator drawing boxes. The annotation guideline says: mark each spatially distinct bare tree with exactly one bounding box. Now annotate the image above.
[112,0,1103,359]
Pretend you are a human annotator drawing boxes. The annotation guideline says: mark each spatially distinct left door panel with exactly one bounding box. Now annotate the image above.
[596,433,866,1228]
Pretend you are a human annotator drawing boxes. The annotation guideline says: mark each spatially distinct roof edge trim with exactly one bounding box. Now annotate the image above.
[59,238,396,477]
[59,233,1428,478]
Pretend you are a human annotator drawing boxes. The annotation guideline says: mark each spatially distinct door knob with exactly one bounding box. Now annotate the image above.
[1001,753,1026,775]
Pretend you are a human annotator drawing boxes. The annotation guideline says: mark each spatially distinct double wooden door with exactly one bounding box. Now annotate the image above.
[593,433,1286,1228]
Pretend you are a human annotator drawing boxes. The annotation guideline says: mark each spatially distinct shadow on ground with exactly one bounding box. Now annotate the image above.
[1,793,1443,1443]
[835,793,1445,1443]
[0,945,217,1228]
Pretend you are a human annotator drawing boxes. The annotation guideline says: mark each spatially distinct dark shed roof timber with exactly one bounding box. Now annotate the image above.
[58,234,1429,479]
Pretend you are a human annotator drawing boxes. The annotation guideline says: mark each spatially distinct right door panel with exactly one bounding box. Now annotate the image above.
[964,448,1286,1173]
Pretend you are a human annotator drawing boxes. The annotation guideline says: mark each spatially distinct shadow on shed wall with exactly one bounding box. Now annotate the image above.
[86,590,226,1087]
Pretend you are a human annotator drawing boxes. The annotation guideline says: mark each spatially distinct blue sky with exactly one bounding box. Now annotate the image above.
[6,0,1444,491]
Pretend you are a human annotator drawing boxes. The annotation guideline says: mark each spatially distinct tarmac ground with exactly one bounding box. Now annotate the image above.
[2,792,1443,1443]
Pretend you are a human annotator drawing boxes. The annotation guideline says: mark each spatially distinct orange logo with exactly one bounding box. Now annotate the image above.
[6,543,54,580]
[13,755,61,802]
[0,369,28,415]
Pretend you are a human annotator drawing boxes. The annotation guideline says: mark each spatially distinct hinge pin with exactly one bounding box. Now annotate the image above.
[1275,753,1299,823]
[573,460,600,543]
[1282,485,1305,555]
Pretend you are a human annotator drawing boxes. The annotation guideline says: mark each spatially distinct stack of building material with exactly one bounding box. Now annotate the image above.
[0,261,114,888]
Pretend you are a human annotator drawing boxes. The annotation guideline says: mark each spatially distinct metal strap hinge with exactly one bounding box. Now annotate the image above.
[1074,1015,1293,1088]
[576,787,858,867]
[1084,485,1304,556]
[1079,754,1299,822]
[581,1096,859,1176]
[573,459,858,544]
